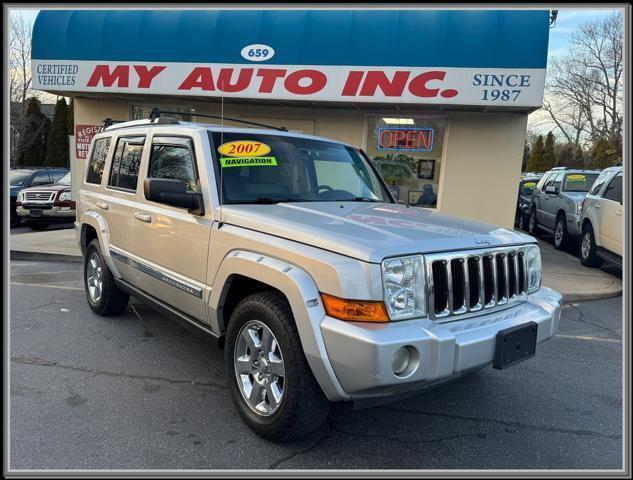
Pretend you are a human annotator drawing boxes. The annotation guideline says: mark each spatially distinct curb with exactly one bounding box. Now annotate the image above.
[561,290,623,303]
[10,250,83,263]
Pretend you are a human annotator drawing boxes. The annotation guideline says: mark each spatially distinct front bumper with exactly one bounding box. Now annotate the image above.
[320,287,562,399]
[567,212,582,236]
[17,204,76,221]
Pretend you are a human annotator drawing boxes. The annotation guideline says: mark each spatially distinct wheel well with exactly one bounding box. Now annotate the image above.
[80,224,98,257]
[582,217,593,232]
[218,275,290,343]
[557,210,566,220]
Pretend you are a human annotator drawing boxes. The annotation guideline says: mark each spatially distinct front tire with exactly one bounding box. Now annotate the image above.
[579,224,602,267]
[84,239,130,315]
[225,291,331,442]
[554,214,568,250]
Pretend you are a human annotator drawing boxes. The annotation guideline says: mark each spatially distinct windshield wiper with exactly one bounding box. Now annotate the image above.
[350,197,381,202]
[248,197,299,204]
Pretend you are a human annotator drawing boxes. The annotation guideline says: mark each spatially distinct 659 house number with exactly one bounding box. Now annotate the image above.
[473,73,532,102]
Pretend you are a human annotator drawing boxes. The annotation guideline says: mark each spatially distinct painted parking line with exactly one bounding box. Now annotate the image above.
[10,282,84,291]
[556,334,621,344]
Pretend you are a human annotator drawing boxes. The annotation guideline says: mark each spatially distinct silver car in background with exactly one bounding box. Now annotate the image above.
[528,167,601,249]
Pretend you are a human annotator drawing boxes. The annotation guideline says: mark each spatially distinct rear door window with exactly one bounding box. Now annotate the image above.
[589,170,612,195]
[108,136,145,191]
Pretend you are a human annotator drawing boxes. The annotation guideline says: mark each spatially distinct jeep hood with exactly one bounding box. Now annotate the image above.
[220,202,534,263]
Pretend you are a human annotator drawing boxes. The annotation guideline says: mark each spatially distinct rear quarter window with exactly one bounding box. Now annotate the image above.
[86,137,112,185]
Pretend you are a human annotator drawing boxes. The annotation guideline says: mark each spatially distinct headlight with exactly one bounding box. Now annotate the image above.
[381,255,426,320]
[525,245,542,293]
[17,191,24,202]
[58,191,72,202]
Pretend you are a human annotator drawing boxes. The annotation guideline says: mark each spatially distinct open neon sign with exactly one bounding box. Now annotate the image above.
[377,127,435,152]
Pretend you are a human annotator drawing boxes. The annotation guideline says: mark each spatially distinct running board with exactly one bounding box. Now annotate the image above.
[114,278,221,344]
[596,248,622,267]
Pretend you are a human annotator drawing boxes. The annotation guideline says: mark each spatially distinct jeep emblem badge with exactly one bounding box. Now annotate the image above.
[474,235,493,245]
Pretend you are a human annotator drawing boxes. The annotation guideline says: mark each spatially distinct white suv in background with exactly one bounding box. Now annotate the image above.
[579,166,623,268]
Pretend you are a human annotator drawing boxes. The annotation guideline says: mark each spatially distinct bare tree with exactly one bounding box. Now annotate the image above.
[9,12,33,105]
[543,12,623,149]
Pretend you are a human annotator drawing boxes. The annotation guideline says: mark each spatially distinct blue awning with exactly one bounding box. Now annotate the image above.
[33,9,550,69]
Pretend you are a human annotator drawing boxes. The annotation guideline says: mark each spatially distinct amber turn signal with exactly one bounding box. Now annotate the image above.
[320,293,389,323]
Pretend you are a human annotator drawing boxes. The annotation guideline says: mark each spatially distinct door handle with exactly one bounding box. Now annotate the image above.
[595,203,601,209]
[95,201,108,210]
[133,211,152,223]
[616,210,623,216]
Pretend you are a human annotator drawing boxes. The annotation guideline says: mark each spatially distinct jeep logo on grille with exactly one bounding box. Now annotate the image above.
[474,235,493,245]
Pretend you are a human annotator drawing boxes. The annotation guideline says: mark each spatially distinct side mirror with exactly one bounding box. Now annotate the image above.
[545,185,558,195]
[144,178,204,215]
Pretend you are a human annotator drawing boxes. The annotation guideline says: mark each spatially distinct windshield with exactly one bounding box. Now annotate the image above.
[210,132,392,204]
[10,171,31,186]
[564,173,599,192]
[57,172,71,185]
[521,180,538,195]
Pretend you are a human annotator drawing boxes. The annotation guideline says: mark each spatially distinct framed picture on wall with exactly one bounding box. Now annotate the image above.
[417,159,436,180]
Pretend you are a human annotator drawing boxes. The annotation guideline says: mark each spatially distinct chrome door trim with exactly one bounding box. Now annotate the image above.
[109,248,203,298]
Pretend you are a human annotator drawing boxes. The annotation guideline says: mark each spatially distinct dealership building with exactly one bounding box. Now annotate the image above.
[31,9,550,228]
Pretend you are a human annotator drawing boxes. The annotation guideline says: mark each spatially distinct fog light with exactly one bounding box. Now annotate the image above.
[392,347,411,375]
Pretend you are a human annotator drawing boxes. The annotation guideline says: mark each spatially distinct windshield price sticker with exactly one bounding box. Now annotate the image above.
[218,140,271,157]
[220,157,277,168]
[567,174,586,181]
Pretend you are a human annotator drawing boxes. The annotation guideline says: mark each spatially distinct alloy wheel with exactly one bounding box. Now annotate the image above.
[581,232,591,259]
[86,252,104,302]
[234,320,285,416]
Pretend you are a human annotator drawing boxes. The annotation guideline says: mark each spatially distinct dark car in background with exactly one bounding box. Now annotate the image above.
[515,174,543,231]
[10,167,69,226]
[15,171,75,230]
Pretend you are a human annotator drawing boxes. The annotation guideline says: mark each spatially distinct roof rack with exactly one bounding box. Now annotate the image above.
[150,108,289,132]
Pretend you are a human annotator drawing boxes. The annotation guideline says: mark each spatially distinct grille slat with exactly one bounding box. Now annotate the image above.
[428,247,529,322]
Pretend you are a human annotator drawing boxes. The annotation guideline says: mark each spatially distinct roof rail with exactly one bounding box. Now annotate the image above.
[150,108,288,132]
[103,118,127,129]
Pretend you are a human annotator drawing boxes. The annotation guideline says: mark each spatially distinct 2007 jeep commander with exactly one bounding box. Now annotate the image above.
[76,114,562,442]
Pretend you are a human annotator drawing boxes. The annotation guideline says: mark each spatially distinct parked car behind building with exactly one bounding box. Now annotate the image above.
[10,167,68,226]
[16,171,75,230]
[579,166,623,268]
[515,174,543,231]
[527,167,601,249]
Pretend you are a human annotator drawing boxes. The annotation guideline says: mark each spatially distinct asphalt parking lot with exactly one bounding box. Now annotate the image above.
[9,260,623,470]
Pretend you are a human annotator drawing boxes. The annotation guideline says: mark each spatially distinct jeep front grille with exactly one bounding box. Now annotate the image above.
[426,247,528,322]
[23,191,56,203]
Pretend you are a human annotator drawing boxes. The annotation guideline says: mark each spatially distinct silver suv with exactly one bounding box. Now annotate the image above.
[76,114,562,442]
[527,167,601,249]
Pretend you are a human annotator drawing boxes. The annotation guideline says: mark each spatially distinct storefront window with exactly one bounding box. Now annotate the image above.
[365,116,447,208]
[130,104,195,122]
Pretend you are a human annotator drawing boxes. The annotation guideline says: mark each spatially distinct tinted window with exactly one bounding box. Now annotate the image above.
[148,140,198,192]
[109,136,145,191]
[603,174,622,203]
[86,137,111,184]
[563,173,599,192]
[589,170,611,195]
[31,172,51,186]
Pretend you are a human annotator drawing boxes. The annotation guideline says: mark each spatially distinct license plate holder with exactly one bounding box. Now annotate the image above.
[30,209,43,217]
[493,321,538,370]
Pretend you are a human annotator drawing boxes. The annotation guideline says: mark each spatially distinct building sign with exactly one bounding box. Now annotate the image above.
[75,124,102,159]
[378,127,434,152]
[32,61,546,107]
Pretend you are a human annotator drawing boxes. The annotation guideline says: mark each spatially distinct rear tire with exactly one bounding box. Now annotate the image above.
[84,239,130,316]
[225,291,331,442]
[527,208,539,236]
[579,224,602,267]
[25,221,48,231]
[554,214,568,250]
